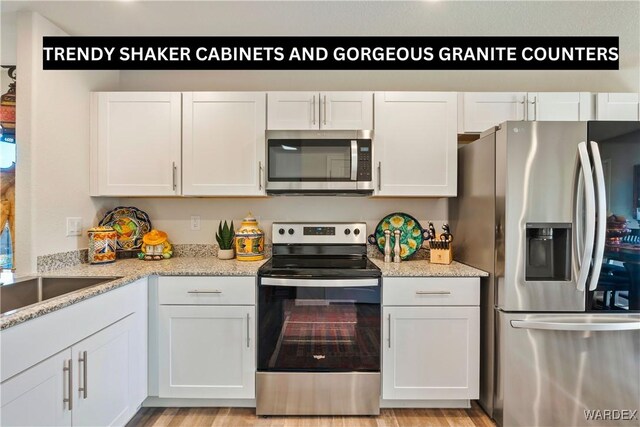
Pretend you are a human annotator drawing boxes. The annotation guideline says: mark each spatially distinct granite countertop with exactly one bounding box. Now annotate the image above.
[0,257,266,330]
[1,255,486,330]
[370,257,488,277]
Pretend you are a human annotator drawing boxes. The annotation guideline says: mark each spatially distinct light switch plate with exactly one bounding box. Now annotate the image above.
[66,217,82,236]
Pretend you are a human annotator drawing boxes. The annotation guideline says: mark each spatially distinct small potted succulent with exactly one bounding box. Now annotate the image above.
[216,220,235,260]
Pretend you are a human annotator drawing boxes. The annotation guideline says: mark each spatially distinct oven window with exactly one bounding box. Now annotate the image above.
[268,140,352,181]
[258,285,380,372]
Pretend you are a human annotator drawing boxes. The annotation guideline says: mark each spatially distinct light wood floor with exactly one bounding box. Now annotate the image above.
[126,402,495,427]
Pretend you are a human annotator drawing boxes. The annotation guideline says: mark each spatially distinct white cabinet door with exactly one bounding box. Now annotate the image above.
[374,92,457,197]
[72,315,136,427]
[382,306,479,400]
[91,92,182,196]
[183,92,266,196]
[460,92,526,133]
[320,92,373,130]
[0,350,72,427]
[528,92,593,121]
[596,93,640,120]
[267,92,318,130]
[158,305,255,399]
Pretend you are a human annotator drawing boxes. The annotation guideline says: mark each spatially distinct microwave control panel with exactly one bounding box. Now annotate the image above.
[357,141,372,181]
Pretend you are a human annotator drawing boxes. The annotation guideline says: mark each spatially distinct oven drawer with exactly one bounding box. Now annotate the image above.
[382,277,479,306]
[158,276,255,305]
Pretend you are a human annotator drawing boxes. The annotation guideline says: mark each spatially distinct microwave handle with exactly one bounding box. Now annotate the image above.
[350,140,358,181]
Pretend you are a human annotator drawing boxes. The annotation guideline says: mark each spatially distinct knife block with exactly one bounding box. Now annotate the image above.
[429,242,453,265]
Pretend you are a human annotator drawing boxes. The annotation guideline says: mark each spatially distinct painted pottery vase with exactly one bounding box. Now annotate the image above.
[235,213,265,261]
[87,226,117,264]
[138,229,173,261]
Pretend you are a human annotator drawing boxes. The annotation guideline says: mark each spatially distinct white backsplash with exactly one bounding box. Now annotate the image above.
[116,197,449,245]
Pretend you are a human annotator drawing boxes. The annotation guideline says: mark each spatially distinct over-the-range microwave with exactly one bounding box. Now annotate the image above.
[265,130,374,195]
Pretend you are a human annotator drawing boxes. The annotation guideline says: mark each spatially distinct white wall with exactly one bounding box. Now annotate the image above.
[117,1,640,92]
[15,12,119,273]
[118,197,449,246]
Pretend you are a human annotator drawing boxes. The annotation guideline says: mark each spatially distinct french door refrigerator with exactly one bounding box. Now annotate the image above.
[451,121,640,427]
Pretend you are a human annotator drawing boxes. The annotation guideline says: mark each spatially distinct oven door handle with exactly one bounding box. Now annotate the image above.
[260,277,379,287]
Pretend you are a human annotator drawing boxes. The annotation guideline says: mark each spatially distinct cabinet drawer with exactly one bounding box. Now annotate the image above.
[158,276,255,305]
[383,277,479,306]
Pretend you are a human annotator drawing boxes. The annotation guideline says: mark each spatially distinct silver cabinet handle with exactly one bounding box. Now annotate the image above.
[511,319,640,332]
[520,96,526,121]
[172,162,177,191]
[532,95,537,121]
[258,161,263,191]
[416,290,451,295]
[576,142,596,292]
[78,351,88,399]
[323,95,327,126]
[63,359,73,410]
[312,95,316,125]
[246,313,251,348]
[588,141,606,292]
[187,290,222,294]
[387,314,391,348]
[377,162,382,191]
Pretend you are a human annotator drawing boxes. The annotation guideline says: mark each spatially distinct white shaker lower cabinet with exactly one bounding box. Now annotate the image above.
[1,315,141,427]
[157,277,256,399]
[72,315,137,427]
[0,280,148,427]
[596,93,640,120]
[374,92,458,197]
[0,350,72,427]
[182,92,267,196]
[382,277,480,401]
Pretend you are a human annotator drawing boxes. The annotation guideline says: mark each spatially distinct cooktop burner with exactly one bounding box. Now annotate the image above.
[259,222,381,279]
[259,255,381,279]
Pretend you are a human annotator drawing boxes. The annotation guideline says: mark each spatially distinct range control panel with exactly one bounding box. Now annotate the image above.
[272,222,367,245]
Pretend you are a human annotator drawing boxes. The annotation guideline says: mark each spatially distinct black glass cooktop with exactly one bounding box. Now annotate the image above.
[258,255,381,279]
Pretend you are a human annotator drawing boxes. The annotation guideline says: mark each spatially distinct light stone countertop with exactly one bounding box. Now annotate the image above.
[370,257,488,277]
[1,255,486,330]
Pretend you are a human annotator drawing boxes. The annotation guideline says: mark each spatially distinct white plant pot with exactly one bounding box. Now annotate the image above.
[217,249,235,260]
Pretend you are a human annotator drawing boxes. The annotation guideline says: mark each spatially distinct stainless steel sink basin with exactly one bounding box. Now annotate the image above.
[0,276,122,315]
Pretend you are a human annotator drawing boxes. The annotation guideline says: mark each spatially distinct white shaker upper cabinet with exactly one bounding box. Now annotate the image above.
[319,92,373,130]
[90,92,182,196]
[527,92,593,121]
[182,92,266,196]
[267,92,373,130]
[460,92,526,133]
[596,93,640,120]
[374,92,458,197]
[267,92,319,130]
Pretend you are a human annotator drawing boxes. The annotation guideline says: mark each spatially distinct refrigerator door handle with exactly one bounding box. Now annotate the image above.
[576,142,596,292]
[511,319,640,332]
[588,141,606,292]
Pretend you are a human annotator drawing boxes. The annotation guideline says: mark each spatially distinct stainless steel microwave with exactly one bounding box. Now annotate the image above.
[265,131,374,195]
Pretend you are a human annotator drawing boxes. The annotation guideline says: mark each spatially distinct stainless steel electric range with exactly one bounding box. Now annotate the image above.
[256,222,382,416]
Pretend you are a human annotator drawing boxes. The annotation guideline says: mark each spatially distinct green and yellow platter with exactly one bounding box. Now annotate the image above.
[368,212,430,260]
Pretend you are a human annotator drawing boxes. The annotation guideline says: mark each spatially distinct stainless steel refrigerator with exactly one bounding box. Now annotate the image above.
[450,121,640,427]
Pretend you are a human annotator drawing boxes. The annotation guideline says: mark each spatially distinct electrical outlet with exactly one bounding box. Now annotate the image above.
[190,216,201,231]
[66,217,82,236]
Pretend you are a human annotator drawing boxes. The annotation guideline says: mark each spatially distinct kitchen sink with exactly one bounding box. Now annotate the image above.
[0,276,123,315]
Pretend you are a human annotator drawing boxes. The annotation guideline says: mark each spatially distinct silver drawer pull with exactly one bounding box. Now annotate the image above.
[416,290,451,295]
[187,290,222,294]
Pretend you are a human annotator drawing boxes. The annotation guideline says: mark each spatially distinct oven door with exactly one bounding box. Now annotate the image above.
[257,277,381,372]
[266,139,367,192]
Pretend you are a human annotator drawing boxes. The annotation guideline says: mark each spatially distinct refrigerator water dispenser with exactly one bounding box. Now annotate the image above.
[525,223,571,281]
